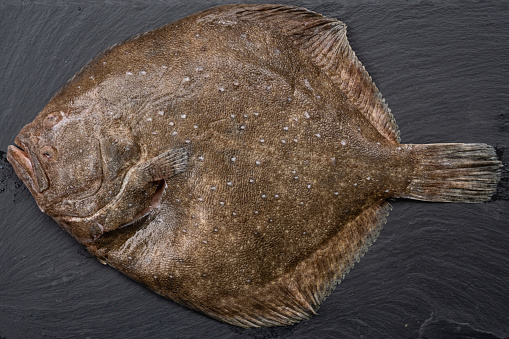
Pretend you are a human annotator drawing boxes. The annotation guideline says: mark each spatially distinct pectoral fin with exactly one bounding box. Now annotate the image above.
[139,147,189,182]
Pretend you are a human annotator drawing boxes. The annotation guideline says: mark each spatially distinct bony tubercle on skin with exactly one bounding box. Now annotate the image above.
[6,4,502,328]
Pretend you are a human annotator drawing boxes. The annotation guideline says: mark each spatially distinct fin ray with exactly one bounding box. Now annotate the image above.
[235,4,401,142]
[140,147,189,182]
[200,201,391,327]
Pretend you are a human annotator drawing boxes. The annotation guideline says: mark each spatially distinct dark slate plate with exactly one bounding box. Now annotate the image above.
[1,1,508,338]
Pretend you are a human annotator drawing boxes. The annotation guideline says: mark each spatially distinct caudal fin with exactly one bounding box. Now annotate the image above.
[403,143,502,203]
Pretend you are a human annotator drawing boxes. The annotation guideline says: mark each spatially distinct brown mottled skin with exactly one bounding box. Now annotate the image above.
[7,5,501,327]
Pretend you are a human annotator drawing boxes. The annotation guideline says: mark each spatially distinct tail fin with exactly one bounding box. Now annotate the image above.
[403,143,502,203]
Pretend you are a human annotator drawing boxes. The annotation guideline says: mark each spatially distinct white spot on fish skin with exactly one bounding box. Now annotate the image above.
[283,126,288,131]
[294,176,299,180]
[219,87,225,92]
[172,131,178,135]
[243,114,248,118]
[232,212,237,216]
[304,78,311,88]
[307,184,312,189]
[230,114,235,118]
[294,139,298,143]
[158,110,164,116]
[198,156,204,161]
[185,140,190,143]
[169,122,174,126]
[89,75,94,80]
[249,179,254,183]
[233,81,239,86]
[281,140,286,143]
[397,146,402,151]
[194,125,198,129]
[231,157,236,162]
[227,181,233,186]
[214,228,218,232]
[274,194,279,198]
[103,61,107,65]
[261,194,266,198]
[211,186,216,190]
[315,133,321,138]
[255,160,261,165]
[162,65,167,69]
[183,76,190,82]
[180,114,186,119]
[197,197,203,201]
[147,117,153,122]
[304,111,310,119]
[195,33,200,38]
[254,210,259,214]
[341,140,347,146]
[128,256,132,260]
[240,125,245,130]
[260,139,265,143]
[254,112,259,116]
[140,70,147,75]
[385,190,389,193]
[334,192,339,196]
[182,230,187,233]
[266,85,272,90]
[126,71,133,76]
[152,131,157,135]
[354,183,358,186]
[196,66,203,72]
[367,177,371,180]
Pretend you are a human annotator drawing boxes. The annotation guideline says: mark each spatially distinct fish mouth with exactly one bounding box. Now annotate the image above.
[7,141,38,195]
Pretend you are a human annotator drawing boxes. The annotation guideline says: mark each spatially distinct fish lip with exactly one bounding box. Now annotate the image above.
[7,142,38,195]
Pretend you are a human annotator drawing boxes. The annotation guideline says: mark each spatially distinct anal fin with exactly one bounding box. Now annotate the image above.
[205,201,391,327]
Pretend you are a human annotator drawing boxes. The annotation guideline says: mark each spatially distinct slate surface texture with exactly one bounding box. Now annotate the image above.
[1,1,508,338]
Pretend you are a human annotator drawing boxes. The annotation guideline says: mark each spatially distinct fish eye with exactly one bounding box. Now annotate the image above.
[40,145,58,160]
[43,111,64,128]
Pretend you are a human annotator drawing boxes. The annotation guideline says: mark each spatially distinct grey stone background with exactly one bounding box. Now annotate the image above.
[1,1,508,338]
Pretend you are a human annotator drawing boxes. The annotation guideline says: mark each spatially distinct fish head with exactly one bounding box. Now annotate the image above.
[8,103,143,244]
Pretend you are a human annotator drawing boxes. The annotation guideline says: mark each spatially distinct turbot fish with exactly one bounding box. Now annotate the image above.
[7,4,502,327]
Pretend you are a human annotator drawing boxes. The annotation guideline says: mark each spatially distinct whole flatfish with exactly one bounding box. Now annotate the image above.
[7,4,502,327]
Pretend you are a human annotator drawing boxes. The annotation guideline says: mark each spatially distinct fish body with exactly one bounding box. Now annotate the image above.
[7,4,502,327]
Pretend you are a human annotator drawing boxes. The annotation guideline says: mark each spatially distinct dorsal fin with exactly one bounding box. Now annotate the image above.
[235,4,400,143]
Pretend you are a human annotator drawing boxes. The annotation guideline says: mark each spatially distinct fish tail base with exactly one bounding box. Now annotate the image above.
[403,143,502,203]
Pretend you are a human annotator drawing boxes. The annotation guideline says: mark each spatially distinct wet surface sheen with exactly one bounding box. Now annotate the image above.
[0,1,508,338]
